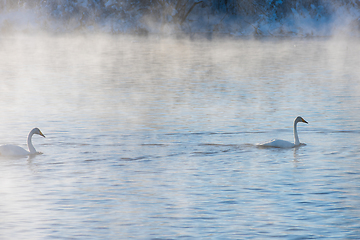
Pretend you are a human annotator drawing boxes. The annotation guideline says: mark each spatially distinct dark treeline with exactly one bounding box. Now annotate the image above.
[0,0,359,36]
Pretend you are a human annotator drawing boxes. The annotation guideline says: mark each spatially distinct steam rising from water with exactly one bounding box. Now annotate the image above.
[1,34,359,136]
[1,24,360,240]
[0,1,360,36]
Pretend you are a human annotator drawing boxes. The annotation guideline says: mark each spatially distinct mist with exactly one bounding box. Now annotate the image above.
[1,0,360,37]
[1,1,360,240]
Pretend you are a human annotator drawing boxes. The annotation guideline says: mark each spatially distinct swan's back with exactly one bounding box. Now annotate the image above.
[0,144,30,157]
[257,139,295,148]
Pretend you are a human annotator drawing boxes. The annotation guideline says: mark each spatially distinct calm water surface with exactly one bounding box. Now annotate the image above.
[0,35,360,239]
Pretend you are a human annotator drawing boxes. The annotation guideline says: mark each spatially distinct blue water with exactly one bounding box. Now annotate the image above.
[0,36,359,239]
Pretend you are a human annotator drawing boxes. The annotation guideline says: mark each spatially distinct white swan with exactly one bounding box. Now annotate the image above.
[0,128,45,157]
[257,116,308,148]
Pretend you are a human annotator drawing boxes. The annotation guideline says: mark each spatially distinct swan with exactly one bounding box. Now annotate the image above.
[257,116,308,148]
[0,128,45,157]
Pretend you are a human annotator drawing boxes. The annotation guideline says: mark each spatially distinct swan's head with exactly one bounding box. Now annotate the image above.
[295,116,308,124]
[32,128,46,138]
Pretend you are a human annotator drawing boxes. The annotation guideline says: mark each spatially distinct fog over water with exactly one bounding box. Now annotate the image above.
[0,28,360,239]
[1,0,360,36]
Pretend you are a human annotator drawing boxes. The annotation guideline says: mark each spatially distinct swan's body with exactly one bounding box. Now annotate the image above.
[257,116,308,148]
[0,128,45,157]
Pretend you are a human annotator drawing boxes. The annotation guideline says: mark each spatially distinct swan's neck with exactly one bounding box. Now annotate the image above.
[27,131,36,154]
[293,120,300,146]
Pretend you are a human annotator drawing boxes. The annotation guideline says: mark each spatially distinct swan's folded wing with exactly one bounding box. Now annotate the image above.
[0,144,30,156]
[256,139,295,148]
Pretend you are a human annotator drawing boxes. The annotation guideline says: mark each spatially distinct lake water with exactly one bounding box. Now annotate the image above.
[0,35,360,239]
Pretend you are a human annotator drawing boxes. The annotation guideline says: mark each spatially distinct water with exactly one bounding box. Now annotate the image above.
[0,35,360,239]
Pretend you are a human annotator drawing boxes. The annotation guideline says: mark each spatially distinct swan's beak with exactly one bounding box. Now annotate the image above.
[39,131,46,138]
[301,118,308,124]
